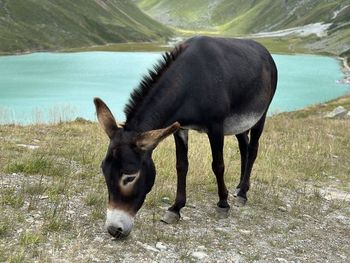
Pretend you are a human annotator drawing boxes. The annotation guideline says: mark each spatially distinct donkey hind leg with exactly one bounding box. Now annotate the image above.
[234,131,249,197]
[161,129,189,224]
[235,113,267,207]
[207,123,230,214]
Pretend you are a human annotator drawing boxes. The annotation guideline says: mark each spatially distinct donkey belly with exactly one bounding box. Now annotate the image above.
[223,112,263,135]
[181,112,264,135]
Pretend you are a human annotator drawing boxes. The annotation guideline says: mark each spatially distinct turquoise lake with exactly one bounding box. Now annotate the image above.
[0,52,349,124]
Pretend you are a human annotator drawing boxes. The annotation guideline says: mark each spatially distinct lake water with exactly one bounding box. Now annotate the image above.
[0,52,349,124]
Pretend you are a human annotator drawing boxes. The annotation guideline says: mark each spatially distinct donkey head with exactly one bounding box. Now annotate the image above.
[94,98,179,238]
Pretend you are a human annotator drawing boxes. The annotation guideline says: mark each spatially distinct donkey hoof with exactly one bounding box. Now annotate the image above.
[234,196,247,207]
[161,210,180,224]
[233,188,240,197]
[216,206,230,218]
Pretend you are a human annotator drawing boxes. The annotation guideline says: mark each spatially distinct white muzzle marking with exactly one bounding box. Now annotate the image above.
[106,208,134,236]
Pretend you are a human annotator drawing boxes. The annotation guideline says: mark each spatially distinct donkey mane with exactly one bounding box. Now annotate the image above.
[124,44,185,122]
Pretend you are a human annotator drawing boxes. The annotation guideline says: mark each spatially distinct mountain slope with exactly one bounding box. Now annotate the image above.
[0,0,173,53]
[136,0,350,59]
[136,0,350,34]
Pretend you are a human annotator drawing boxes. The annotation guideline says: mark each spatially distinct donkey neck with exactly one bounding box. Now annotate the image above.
[125,80,182,132]
[123,45,186,133]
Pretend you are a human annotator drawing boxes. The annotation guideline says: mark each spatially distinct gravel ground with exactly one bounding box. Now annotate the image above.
[1,172,349,263]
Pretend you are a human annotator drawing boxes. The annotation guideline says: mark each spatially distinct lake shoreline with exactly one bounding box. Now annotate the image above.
[1,93,349,127]
[1,50,349,126]
[338,56,350,85]
[0,41,172,57]
[1,39,349,77]
[2,42,349,75]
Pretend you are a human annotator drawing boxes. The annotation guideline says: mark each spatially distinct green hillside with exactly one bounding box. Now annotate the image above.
[0,0,173,53]
[136,0,350,59]
[221,0,350,35]
[136,0,350,33]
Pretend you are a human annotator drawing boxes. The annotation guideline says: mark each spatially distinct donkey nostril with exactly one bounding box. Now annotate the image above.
[107,226,123,237]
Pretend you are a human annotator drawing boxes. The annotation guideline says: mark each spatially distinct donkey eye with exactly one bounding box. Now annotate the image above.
[122,176,136,186]
[120,172,140,189]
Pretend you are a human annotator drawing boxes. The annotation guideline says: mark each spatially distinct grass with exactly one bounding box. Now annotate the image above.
[64,41,173,53]
[19,231,42,246]
[0,95,349,261]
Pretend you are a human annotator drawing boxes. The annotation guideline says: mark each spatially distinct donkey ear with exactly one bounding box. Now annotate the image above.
[136,122,181,151]
[94,97,119,139]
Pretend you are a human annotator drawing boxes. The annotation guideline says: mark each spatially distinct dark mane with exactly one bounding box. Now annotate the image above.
[124,44,185,122]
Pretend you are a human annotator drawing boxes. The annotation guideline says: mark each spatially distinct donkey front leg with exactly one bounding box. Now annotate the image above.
[161,129,189,224]
[208,124,230,214]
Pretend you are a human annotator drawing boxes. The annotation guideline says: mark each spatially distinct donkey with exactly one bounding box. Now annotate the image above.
[94,36,277,238]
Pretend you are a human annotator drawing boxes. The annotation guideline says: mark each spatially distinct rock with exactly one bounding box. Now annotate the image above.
[155,242,167,251]
[136,241,160,253]
[278,206,287,212]
[325,106,348,118]
[197,246,206,251]
[93,236,104,243]
[25,215,35,223]
[215,227,230,233]
[16,144,39,149]
[239,230,251,235]
[276,258,288,263]
[144,245,159,253]
[186,203,196,208]
[192,251,208,260]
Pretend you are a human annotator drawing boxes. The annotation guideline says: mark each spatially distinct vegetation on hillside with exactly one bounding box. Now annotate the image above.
[136,0,350,57]
[0,0,173,54]
[136,0,349,33]
[0,96,349,261]
[1,0,350,57]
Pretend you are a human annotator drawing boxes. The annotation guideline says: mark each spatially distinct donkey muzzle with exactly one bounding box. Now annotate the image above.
[105,208,134,238]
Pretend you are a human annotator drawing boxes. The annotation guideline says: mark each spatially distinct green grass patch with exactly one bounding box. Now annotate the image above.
[85,192,105,207]
[0,218,10,237]
[6,156,53,175]
[42,216,72,233]
[0,189,24,208]
[19,231,43,246]
[6,251,25,263]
